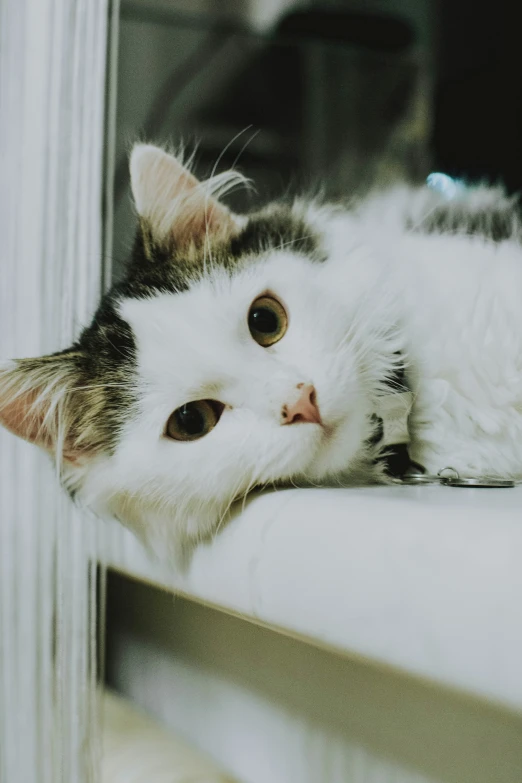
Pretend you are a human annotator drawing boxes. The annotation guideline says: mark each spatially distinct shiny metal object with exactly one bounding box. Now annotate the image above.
[395,466,516,488]
[437,467,459,481]
[397,473,440,485]
[442,476,515,488]
[437,467,515,488]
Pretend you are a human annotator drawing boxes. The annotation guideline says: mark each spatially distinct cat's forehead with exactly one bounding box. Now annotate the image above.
[118,248,313,357]
[118,250,308,342]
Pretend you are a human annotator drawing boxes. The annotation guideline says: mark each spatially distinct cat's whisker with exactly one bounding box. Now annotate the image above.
[213,432,256,537]
[69,383,130,392]
[230,128,260,172]
[208,125,253,184]
[201,127,255,276]
[238,473,257,517]
[274,234,317,252]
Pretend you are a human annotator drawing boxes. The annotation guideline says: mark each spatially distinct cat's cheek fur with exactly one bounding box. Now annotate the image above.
[75,451,229,558]
[68,317,375,554]
[84,252,373,542]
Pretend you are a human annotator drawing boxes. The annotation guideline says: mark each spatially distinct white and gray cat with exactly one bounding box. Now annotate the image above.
[2,144,522,556]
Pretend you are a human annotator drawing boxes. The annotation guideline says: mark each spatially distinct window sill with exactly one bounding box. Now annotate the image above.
[102,484,522,713]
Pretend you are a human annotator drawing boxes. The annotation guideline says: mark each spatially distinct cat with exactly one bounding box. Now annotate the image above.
[2,143,522,557]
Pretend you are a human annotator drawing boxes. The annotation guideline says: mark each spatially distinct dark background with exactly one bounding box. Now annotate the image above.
[434,0,521,192]
[112,0,522,271]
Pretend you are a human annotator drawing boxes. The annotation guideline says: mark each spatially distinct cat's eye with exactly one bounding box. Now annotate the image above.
[248,294,288,347]
[166,400,224,441]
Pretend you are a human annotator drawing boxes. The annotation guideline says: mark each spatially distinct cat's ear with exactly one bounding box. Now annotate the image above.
[0,352,91,463]
[130,144,245,249]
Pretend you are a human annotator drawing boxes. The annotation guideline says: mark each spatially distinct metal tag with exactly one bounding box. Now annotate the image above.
[397,473,440,485]
[441,476,515,488]
[395,466,516,488]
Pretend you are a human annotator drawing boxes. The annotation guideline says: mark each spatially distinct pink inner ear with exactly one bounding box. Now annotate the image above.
[0,386,81,462]
[180,199,236,244]
[170,167,199,193]
[130,145,201,217]
[130,144,238,246]
[0,390,46,444]
[0,392,87,464]
[0,357,95,465]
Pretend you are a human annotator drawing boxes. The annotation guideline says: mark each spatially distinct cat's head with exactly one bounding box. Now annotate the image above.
[0,145,397,556]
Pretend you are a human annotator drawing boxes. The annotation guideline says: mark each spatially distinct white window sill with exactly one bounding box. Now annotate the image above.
[102,485,522,713]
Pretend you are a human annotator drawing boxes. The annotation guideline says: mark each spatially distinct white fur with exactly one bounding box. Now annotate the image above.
[82,246,402,556]
[77,183,522,556]
[319,188,522,478]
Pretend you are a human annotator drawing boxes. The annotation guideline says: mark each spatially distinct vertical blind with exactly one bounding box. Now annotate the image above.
[0,0,111,780]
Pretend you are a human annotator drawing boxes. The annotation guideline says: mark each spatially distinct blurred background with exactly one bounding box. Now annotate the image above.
[111,0,522,273]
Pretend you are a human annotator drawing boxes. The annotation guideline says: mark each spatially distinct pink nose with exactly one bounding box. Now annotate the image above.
[282,384,322,425]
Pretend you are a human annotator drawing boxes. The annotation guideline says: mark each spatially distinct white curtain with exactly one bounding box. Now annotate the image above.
[0,1,111,780]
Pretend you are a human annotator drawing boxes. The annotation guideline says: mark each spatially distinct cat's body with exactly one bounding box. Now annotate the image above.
[2,145,522,557]
[329,186,522,479]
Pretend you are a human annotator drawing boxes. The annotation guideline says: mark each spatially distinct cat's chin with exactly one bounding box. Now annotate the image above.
[300,408,370,482]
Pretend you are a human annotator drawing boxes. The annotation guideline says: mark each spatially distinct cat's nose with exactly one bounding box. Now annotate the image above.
[282,384,322,425]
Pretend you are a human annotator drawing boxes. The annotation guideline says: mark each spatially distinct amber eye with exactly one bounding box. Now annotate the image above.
[166,400,224,441]
[248,295,288,347]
